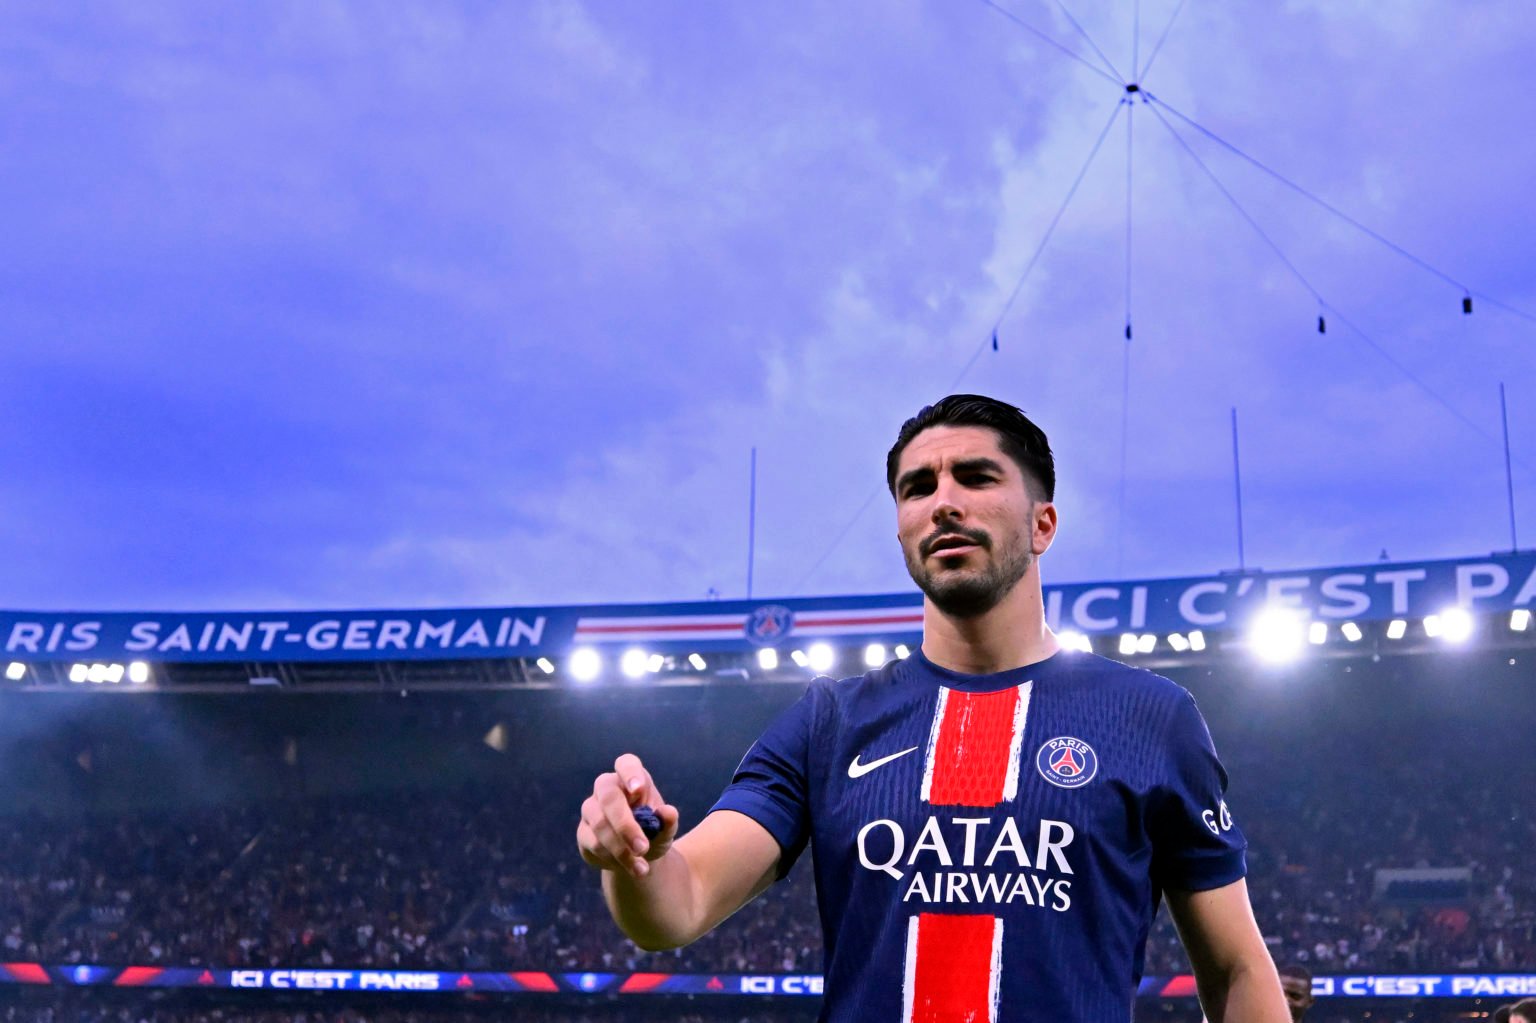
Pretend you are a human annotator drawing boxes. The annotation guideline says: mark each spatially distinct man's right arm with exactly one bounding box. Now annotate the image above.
[577,753,782,950]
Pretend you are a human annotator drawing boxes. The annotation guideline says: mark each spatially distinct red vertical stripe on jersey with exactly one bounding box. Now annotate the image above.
[924,686,1021,806]
[903,912,1002,1023]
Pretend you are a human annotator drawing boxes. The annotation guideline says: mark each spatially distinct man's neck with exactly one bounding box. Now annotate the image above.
[920,575,1058,676]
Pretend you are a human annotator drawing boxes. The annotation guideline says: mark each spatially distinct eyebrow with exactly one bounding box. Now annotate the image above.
[895,457,1008,495]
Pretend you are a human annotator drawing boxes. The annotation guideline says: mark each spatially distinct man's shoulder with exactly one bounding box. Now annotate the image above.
[806,657,906,703]
[1057,650,1188,701]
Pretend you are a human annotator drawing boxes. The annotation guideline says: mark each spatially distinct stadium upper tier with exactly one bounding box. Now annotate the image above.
[1,551,1532,691]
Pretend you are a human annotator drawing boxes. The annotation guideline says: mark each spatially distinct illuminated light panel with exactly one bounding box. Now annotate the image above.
[894,644,911,660]
[105,664,124,684]
[1135,634,1156,655]
[688,653,707,671]
[1422,615,1442,638]
[790,649,810,668]
[1308,622,1328,645]
[619,649,649,679]
[1188,630,1206,652]
[127,661,150,683]
[863,644,887,668]
[568,648,602,683]
[5,662,25,681]
[1118,633,1138,656]
[646,653,664,673]
[1248,607,1307,664]
[1058,630,1091,654]
[69,664,88,683]
[806,643,835,673]
[756,648,779,671]
[1340,622,1363,642]
[1512,609,1532,632]
[1166,633,1190,653]
[1386,619,1408,640]
[535,657,556,675]
[1438,607,1473,644]
[87,663,109,684]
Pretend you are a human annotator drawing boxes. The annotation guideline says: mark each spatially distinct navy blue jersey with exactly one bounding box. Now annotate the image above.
[710,648,1245,1022]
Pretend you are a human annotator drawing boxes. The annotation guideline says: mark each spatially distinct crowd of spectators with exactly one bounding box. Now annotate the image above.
[0,660,1530,984]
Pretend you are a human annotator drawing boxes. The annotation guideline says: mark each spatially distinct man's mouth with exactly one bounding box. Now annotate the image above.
[924,533,985,558]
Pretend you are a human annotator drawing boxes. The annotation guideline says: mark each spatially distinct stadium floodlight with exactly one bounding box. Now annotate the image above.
[5,662,24,681]
[807,643,835,673]
[568,648,602,683]
[1340,622,1363,642]
[1513,609,1533,632]
[757,648,779,671]
[1386,619,1408,640]
[1437,607,1473,643]
[1247,607,1307,664]
[1135,634,1156,655]
[790,649,810,668]
[68,664,88,683]
[894,644,911,659]
[1166,633,1190,653]
[127,661,150,683]
[1118,633,1138,656]
[1059,630,1091,653]
[86,663,109,684]
[1308,622,1328,646]
[619,649,649,679]
[863,644,887,668]
[688,653,707,671]
[1188,630,1206,652]
[535,657,556,675]
[105,664,124,684]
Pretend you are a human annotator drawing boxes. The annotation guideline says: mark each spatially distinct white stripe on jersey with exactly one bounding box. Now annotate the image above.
[1000,681,1034,801]
[918,686,950,803]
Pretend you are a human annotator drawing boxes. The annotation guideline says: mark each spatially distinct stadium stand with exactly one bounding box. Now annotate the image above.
[0,644,1530,1021]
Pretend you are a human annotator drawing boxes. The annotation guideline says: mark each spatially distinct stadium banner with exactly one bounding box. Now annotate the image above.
[3,551,1533,663]
[3,965,1535,999]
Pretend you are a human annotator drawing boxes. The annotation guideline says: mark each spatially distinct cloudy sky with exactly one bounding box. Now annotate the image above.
[2,1,1533,612]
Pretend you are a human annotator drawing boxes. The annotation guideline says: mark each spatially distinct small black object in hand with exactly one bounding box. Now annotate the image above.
[633,805,662,840]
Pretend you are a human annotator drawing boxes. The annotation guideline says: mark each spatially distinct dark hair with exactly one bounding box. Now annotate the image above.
[1493,1006,1512,1023]
[1510,999,1536,1023]
[887,394,1055,501]
[1277,964,1313,983]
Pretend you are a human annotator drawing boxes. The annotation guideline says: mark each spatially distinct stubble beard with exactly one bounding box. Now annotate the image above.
[905,536,1034,620]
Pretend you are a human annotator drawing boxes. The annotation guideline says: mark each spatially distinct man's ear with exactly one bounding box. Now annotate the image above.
[1032,501,1058,556]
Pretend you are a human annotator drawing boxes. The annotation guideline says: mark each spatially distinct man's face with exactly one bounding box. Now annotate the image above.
[893,425,1052,618]
[1280,975,1314,1021]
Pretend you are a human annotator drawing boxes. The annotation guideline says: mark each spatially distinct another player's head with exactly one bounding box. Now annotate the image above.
[887,394,1057,618]
[1492,1005,1513,1023]
[1277,964,1315,1022]
[1509,998,1536,1023]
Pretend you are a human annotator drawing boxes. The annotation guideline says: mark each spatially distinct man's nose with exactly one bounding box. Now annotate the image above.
[931,479,965,523]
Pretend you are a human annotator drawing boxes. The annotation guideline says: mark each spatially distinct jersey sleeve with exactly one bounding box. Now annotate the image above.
[1147,689,1247,891]
[707,681,821,879]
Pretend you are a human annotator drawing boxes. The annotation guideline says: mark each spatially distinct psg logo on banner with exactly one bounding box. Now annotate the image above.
[1036,737,1098,789]
[744,605,793,645]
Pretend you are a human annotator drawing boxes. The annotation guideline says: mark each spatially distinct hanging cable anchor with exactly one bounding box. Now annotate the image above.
[1317,314,1326,334]
[1125,83,1140,94]
[1462,294,1473,314]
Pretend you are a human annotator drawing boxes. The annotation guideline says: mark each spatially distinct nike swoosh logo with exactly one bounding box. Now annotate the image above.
[847,746,919,779]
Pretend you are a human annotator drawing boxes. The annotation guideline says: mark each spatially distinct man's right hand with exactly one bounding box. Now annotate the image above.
[577,753,681,879]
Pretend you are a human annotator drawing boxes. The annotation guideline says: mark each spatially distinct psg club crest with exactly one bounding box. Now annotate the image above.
[745,605,794,645]
[1036,736,1098,789]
